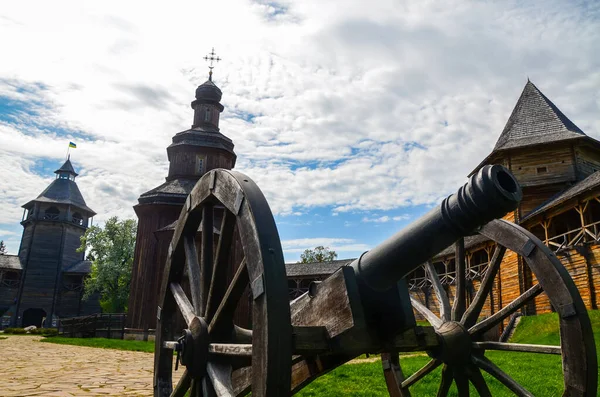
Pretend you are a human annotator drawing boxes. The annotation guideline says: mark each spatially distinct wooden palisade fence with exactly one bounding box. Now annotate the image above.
[58,313,126,339]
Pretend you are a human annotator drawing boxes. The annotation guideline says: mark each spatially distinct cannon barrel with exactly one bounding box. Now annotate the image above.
[350,164,522,291]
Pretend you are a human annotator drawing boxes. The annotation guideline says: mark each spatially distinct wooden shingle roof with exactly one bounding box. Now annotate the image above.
[63,260,92,274]
[55,158,78,177]
[521,171,600,223]
[493,81,586,151]
[285,259,352,278]
[0,255,22,270]
[23,164,96,216]
[137,178,198,205]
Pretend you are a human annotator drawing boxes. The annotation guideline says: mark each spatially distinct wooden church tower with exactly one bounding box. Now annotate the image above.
[127,64,237,330]
[13,158,98,327]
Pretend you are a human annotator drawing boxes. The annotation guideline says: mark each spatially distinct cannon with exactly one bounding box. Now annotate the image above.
[154,165,597,396]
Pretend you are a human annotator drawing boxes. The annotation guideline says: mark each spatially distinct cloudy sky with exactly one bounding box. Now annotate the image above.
[0,0,598,261]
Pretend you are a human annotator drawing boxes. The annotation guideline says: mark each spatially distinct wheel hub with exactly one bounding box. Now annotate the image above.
[434,321,472,365]
[177,316,210,378]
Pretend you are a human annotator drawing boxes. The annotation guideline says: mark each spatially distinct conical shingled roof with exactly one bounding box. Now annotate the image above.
[493,81,586,151]
[22,160,95,215]
[54,158,78,176]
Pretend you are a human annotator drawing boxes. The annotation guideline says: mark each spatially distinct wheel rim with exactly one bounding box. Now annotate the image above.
[383,219,597,396]
[154,169,292,397]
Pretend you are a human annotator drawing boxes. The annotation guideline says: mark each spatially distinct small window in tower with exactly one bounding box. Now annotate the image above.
[62,275,83,291]
[72,212,83,226]
[205,107,211,122]
[44,206,60,221]
[196,155,206,175]
[1,271,20,288]
[537,166,548,174]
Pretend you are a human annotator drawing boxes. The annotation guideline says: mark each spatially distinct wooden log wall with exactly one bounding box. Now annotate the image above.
[575,143,600,179]
[168,147,234,180]
[508,144,576,188]
[127,204,183,330]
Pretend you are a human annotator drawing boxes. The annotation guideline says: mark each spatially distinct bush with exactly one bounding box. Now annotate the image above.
[2,328,27,334]
[32,328,59,337]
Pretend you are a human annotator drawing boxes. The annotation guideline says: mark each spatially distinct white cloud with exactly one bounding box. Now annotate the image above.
[281,237,369,254]
[0,0,599,256]
[362,214,410,223]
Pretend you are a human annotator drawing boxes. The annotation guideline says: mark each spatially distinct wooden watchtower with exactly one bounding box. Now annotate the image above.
[471,80,600,222]
[11,158,98,327]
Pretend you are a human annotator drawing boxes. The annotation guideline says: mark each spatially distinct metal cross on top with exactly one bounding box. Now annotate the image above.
[204,48,221,81]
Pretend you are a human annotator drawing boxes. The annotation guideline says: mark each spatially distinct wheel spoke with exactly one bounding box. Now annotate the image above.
[231,366,252,397]
[201,204,214,316]
[472,355,534,397]
[184,235,202,315]
[466,364,491,397]
[208,258,249,334]
[453,368,469,397]
[452,238,466,321]
[410,296,442,328]
[170,283,195,326]
[381,352,412,396]
[207,362,235,396]
[473,341,561,355]
[400,359,441,389]
[436,364,453,397]
[461,245,506,327]
[170,369,191,397]
[206,210,237,321]
[189,379,202,397]
[425,260,451,322]
[469,284,543,335]
[202,377,217,397]
[233,326,252,343]
[209,343,253,356]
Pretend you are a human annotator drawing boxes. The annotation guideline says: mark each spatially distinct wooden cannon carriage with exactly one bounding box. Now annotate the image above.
[153,164,597,396]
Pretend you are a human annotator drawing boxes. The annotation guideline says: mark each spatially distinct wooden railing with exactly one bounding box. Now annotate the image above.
[545,220,600,253]
[58,313,126,339]
[408,259,491,291]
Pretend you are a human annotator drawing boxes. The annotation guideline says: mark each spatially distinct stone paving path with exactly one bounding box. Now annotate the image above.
[0,335,180,396]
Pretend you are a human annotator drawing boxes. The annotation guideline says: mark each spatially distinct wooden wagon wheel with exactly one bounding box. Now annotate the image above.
[154,169,291,397]
[382,219,597,396]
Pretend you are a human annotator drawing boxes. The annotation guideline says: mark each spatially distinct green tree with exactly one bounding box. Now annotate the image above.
[298,246,338,264]
[78,217,137,313]
[0,240,6,255]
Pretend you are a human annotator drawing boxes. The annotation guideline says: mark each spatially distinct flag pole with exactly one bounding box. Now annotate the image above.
[65,145,70,160]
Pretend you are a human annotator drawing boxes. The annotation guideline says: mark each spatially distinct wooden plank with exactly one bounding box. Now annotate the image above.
[425,260,450,322]
[292,326,329,355]
[184,234,202,315]
[170,282,195,326]
[469,284,542,335]
[393,326,440,352]
[290,267,365,340]
[208,258,248,334]
[452,238,466,321]
[208,343,252,356]
[473,341,561,355]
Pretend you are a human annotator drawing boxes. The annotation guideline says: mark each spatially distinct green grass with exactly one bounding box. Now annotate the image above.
[297,310,600,396]
[26,311,600,395]
[39,337,155,353]
[0,336,7,340]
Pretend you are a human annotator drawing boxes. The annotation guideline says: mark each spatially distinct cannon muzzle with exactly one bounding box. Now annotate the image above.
[350,164,522,291]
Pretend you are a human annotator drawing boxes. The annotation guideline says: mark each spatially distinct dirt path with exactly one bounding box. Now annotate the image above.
[0,335,179,397]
